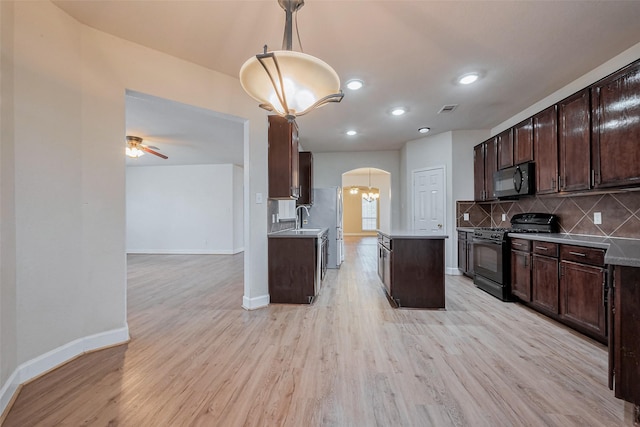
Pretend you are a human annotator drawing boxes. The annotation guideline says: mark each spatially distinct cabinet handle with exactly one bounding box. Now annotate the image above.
[535,246,548,251]
[569,251,586,257]
[591,170,595,187]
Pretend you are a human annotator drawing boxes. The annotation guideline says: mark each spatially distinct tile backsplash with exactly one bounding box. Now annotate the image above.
[457,190,640,239]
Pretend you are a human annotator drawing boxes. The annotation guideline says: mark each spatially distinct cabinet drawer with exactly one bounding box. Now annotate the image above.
[533,241,558,257]
[560,245,605,266]
[510,238,531,252]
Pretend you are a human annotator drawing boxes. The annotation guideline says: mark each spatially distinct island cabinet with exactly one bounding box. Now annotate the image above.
[558,89,592,192]
[378,232,445,309]
[473,138,497,201]
[610,265,640,407]
[510,238,532,301]
[592,59,640,189]
[533,105,559,194]
[531,241,559,315]
[268,115,299,199]
[297,151,313,206]
[268,234,321,304]
[559,245,607,343]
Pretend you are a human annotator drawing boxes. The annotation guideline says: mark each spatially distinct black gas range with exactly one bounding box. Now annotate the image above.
[472,213,559,301]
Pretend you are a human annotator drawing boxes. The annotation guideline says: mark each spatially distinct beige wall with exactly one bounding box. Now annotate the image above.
[1,0,268,413]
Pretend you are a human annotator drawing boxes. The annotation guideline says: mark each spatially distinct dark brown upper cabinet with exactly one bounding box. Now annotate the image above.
[297,151,313,206]
[497,128,514,170]
[533,105,559,194]
[558,89,592,192]
[474,138,497,201]
[591,59,640,189]
[268,115,299,200]
[514,118,534,165]
[473,143,485,201]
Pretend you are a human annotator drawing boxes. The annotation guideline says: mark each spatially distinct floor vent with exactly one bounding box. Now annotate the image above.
[438,104,458,114]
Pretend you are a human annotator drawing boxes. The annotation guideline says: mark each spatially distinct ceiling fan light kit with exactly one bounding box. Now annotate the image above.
[126,135,168,159]
[239,0,343,122]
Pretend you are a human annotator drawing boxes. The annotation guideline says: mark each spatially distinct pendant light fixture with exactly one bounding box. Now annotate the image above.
[239,0,344,122]
[362,168,380,202]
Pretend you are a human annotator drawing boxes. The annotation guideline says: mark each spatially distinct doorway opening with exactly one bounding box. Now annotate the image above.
[342,168,391,237]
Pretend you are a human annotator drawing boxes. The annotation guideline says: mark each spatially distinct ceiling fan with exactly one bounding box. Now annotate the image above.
[126,135,168,159]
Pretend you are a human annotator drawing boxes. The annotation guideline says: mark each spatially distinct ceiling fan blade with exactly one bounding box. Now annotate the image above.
[145,145,160,150]
[141,146,168,159]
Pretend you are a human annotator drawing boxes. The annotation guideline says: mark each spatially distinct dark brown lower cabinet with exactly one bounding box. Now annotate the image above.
[532,253,559,315]
[610,265,640,407]
[560,260,606,342]
[268,237,318,304]
[511,250,531,301]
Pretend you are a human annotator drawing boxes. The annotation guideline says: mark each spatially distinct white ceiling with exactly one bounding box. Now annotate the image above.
[55,0,640,164]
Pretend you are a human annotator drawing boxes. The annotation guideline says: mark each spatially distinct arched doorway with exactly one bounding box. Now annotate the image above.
[341,168,391,237]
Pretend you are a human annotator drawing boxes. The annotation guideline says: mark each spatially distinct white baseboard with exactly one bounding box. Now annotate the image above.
[127,249,240,255]
[0,325,129,418]
[242,294,269,310]
[446,267,463,276]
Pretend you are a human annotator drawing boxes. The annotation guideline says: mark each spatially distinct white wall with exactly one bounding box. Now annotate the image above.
[313,151,401,230]
[401,130,488,274]
[1,0,268,414]
[342,170,391,232]
[126,164,243,254]
[233,164,244,252]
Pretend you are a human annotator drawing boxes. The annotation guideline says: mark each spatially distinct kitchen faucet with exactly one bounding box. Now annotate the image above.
[295,205,310,229]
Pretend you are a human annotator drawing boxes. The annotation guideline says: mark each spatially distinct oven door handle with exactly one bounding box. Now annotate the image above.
[472,239,503,245]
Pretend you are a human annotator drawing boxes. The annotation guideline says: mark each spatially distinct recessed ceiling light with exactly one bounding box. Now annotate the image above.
[458,72,479,85]
[346,79,364,91]
[390,107,406,116]
[346,130,357,136]
[418,127,431,134]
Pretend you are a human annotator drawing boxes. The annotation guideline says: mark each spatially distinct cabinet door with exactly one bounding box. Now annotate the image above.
[532,254,559,314]
[514,118,534,165]
[534,105,559,194]
[268,116,300,199]
[497,128,514,170]
[560,261,606,340]
[558,89,591,192]
[466,233,475,276]
[592,59,640,188]
[473,143,485,201]
[484,138,497,200]
[613,266,640,405]
[511,250,531,301]
[458,239,467,273]
[297,151,313,205]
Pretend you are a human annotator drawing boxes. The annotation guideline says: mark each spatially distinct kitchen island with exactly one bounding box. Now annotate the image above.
[377,230,447,309]
[268,227,329,304]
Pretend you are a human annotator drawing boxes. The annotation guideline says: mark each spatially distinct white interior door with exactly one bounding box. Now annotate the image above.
[413,167,445,233]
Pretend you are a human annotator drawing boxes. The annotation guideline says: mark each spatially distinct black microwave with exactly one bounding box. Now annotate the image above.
[493,162,535,199]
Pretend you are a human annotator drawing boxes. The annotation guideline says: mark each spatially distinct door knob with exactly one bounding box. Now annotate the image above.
[438,224,442,228]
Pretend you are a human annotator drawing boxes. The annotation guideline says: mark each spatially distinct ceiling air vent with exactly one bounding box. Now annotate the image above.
[438,104,458,114]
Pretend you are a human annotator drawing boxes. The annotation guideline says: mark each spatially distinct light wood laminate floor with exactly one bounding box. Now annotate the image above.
[3,237,631,426]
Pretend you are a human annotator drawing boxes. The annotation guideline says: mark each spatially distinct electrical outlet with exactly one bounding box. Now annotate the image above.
[272,214,276,224]
[594,212,602,225]
[255,192,263,204]
[502,214,507,221]
[463,213,470,221]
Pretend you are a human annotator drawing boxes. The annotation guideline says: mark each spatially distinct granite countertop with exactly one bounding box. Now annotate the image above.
[378,230,448,239]
[456,227,476,232]
[268,227,328,238]
[507,232,640,267]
